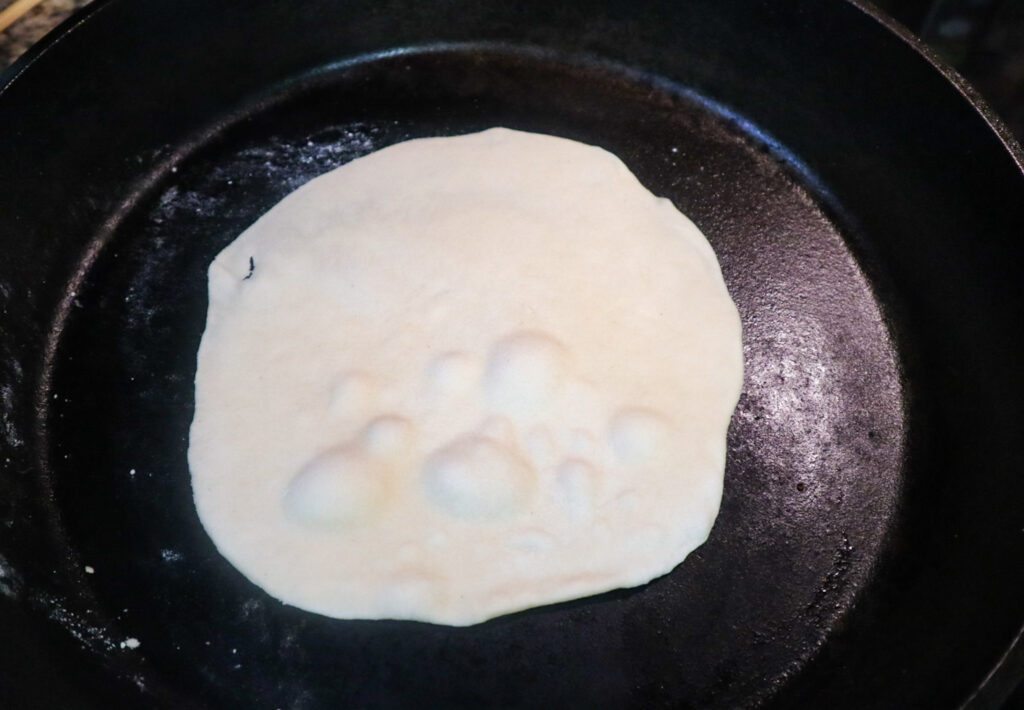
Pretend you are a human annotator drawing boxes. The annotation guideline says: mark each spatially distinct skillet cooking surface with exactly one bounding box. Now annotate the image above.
[1,1,1023,708]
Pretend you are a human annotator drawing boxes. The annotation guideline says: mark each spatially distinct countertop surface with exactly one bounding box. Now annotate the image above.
[0,0,92,69]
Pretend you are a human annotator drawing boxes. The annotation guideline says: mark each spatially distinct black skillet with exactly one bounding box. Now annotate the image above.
[1,0,1023,708]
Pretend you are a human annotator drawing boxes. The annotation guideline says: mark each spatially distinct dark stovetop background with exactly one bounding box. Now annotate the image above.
[877,0,1024,144]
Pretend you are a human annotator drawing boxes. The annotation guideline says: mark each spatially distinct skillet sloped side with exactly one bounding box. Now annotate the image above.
[0,1,1022,709]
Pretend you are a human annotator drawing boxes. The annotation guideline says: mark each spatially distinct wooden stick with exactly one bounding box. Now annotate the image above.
[0,0,46,35]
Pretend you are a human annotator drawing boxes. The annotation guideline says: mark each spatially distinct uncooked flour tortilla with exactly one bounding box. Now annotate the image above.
[188,128,743,626]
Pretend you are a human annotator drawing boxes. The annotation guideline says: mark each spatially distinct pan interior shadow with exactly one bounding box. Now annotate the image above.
[39,46,903,710]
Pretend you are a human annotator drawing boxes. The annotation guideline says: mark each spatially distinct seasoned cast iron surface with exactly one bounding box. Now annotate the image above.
[25,49,903,710]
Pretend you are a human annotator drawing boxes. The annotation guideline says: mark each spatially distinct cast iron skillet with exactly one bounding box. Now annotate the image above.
[1,0,1023,708]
